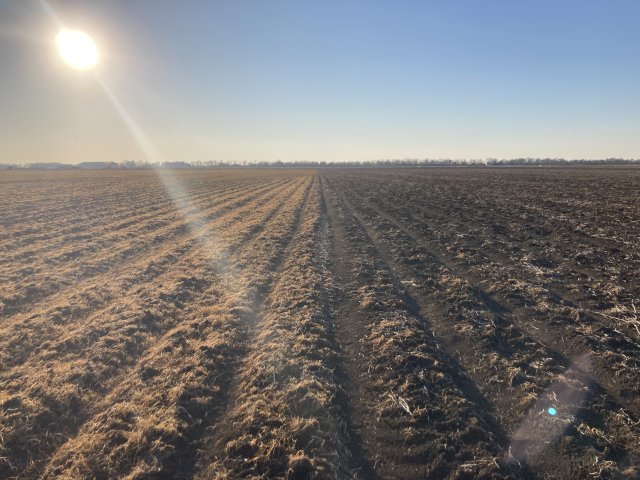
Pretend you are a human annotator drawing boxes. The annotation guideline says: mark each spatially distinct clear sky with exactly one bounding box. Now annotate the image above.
[1,0,639,164]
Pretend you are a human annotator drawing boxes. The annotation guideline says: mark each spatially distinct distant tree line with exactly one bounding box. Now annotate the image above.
[1,158,639,170]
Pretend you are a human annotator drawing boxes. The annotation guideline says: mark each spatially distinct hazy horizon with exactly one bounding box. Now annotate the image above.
[1,0,639,164]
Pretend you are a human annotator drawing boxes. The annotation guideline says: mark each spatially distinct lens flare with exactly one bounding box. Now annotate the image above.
[507,353,592,465]
[56,29,99,70]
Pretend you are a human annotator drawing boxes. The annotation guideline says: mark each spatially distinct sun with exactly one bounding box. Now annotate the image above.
[55,29,99,71]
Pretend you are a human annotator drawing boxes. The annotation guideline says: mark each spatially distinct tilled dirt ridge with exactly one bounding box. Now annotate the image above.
[1,167,639,480]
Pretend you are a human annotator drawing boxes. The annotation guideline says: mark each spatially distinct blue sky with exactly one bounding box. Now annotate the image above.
[1,0,639,163]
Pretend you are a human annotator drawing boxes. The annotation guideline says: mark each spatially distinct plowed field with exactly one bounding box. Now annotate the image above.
[1,168,639,479]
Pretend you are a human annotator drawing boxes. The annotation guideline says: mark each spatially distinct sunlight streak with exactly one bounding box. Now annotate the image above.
[96,76,227,266]
[95,77,229,274]
[38,0,64,28]
[40,0,234,291]
[95,76,162,165]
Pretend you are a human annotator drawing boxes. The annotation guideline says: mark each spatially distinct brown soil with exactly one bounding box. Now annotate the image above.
[1,167,639,479]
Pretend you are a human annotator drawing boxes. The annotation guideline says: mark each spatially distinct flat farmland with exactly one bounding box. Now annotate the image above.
[1,168,639,479]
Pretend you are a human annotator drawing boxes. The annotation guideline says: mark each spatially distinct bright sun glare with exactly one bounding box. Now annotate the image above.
[55,29,99,71]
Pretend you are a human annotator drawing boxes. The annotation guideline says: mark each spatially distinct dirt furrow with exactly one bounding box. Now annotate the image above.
[0,175,312,479]
[0,170,283,241]
[1,176,215,250]
[336,174,640,420]
[195,179,356,479]
[0,175,306,378]
[321,176,512,479]
[325,174,640,478]
[3,168,639,480]
[38,176,314,480]
[0,175,297,338]
[0,175,264,261]
[0,177,291,317]
[0,177,168,241]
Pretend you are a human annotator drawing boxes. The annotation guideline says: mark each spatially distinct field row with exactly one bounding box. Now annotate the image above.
[1,168,639,479]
